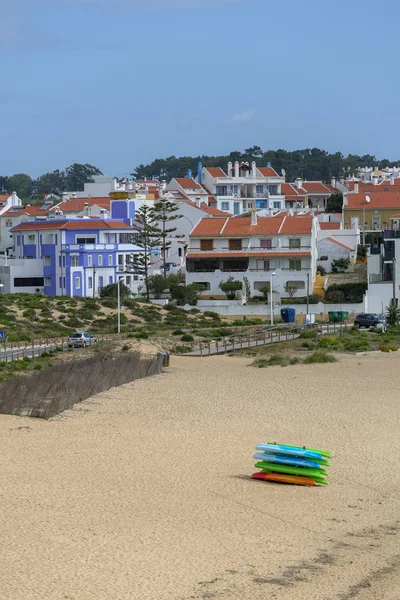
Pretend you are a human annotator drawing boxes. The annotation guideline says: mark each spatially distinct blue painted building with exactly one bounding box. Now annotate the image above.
[10,198,144,296]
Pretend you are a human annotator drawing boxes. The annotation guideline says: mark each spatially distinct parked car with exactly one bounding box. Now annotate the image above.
[67,332,98,348]
[165,262,178,272]
[354,313,386,329]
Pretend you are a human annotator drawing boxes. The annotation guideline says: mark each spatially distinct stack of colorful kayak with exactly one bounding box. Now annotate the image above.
[252,442,332,486]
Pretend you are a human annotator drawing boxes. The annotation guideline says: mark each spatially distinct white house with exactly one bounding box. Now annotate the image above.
[366,229,400,313]
[200,161,286,216]
[317,221,359,271]
[186,212,318,299]
[165,177,209,203]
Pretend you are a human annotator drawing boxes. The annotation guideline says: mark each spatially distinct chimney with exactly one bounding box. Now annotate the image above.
[11,191,20,207]
[227,161,232,176]
[252,161,257,178]
[187,168,192,179]
[331,177,336,188]
[62,192,68,201]
[72,192,77,198]
[197,161,203,185]
[354,183,359,193]
[127,182,133,190]
[295,178,303,189]
[234,161,239,178]
[100,209,108,219]
[251,209,257,226]
[372,176,378,186]
[390,173,395,185]
[112,178,117,191]
[195,196,201,208]
[162,180,167,190]
[84,202,89,216]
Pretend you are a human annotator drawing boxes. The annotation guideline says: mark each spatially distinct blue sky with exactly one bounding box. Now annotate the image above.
[1,0,400,177]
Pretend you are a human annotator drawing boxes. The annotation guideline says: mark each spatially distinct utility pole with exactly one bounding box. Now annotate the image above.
[392,258,397,306]
[306,272,310,317]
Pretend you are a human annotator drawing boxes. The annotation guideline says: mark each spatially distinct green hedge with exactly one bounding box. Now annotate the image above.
[281,294,320,305]
[325,282,367,303]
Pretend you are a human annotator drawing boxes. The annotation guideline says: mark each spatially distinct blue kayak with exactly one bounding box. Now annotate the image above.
[256,443,323,461]
[253,453,325,469]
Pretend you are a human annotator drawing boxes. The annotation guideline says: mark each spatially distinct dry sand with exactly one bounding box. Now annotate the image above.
[1,352,400,600]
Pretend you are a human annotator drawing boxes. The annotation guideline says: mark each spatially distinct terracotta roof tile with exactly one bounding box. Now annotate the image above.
[12,220,131,232]
[345,192,400,210]
[186,201,229,216]
[3,205,51,217]
[319,222,341,230]
[191,215,313,237]
[204,167,227,178]
[301,182,332,194]
[257,167,280,177]
[174,178,202,190]
[53,197,111,212]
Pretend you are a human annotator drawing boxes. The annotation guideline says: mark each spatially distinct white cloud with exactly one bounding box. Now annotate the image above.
[231,108,255,123]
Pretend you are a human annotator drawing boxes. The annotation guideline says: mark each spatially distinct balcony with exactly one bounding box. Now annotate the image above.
[192,246,311,254]
[383,230,400,239]
[62,243,117,252]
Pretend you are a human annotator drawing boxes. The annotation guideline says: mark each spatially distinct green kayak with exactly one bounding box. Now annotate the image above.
[255,461,329,478]
[267,441,332,459]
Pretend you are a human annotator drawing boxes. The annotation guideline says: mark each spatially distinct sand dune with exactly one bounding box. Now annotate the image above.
[1,352,400,599]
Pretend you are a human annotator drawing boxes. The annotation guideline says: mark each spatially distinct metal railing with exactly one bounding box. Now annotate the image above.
[0,335,114,363]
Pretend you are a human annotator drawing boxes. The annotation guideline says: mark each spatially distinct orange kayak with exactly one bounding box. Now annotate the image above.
[252,472,318,486]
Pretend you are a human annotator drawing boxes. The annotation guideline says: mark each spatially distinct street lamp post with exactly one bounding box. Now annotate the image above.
[363,195,371,247]
[270,272,277,326]
[117,275,126,335]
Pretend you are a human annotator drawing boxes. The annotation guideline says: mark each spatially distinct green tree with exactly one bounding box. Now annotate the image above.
[99,282,131,299]
[151,197,182,279]
[129,205,160,302]
[258,283,271,301]
[0,176,9,194]
[171,283,201,306]
[8,173,33,199]
[34,170,66,196]
[146,275,167,299]
[385,303,400,327]
[64,163,103,191]
[284,282,297,298]
[219,277,243,300]
[331,258,350,273]
[326,193,343,213]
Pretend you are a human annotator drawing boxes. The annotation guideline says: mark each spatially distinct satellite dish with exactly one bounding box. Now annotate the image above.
[365,195,371,203]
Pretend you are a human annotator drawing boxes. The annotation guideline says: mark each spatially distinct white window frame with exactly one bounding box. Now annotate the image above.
[88,255,92,266]
[98,255,103,266]
[75,276,81,289]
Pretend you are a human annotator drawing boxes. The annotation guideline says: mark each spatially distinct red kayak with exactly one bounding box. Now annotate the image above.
[251,472,318,486]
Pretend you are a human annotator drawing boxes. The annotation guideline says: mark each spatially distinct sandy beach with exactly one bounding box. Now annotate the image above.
[1,352,400,600]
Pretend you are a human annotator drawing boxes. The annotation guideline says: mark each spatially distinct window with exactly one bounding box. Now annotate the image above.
[98,255,103,266]
[44,255,51,266]
[62,255,66,267]
[233,185,239,194]
[273,201,281,209]
[229,239,242,251]
[59,277,62,288]
[256,185,264,194]
[5,219,12,227]
[221,202,230,211]
[63,277,66,288]
[216,186,228,196]
[71,256,79,267]
[263,260,270,271]
[178,247,182,257]
[59,256,62,267]
[286,280,305,290]
[14,277,44,287]
[233,202,240,216]
[289,238,301,249]
[118,254,124,267]
[125,275,131,285]
[98,276,103,288]
[88,277,93,289]
[108,255,113,266]
[88,255,92,266]
[119,233,133,243]
[109,276,113,285]
[200,239,213,251]
[75,277,80,289]
[268,185,278,195]
[76,236,96,244]
[289,260,301,271]
[44,277,51,287]
[260,239,272,249]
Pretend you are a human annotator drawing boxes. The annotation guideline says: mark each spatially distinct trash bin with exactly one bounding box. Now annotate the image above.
[157,352,170,367]
[337,311,349,322]
[280,308,296,323]
[328,311,338,323]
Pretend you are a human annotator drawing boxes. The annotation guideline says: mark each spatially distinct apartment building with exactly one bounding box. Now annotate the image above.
[186,213,317,298]
[343,191,400,232]
[367,227,400,313]
[282,179,338,211]
[200,161,285,215]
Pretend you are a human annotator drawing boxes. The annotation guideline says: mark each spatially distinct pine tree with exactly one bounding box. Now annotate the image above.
[129,204,160,301]
[151,197,182,279]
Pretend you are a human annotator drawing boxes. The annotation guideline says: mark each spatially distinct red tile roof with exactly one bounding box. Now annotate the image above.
[3,205,51,217]
[301,182,333,194]
[0,194,10,204]
[191,215,313,237]
[186,251,311,259]
[257,166,280,177]
[186,201,229,216]
[345,192,400,210]
[281,183,301,198]
[204,167,227,178]
[53,197,110,212]
[326,237,354,251]
[174,178,202,190]
[319,222,341,230]
[12,220,131,231]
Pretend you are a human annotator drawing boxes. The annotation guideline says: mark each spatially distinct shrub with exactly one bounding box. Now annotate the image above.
[304,352,337,364]
[100,282,131,299]
[300,331,315,339]
[173,329,184,335]
[219,277,243,300]
[204,311,221,320]
[147,275,167,299]
[33,364,43,370]
[325,282,367,303]
[175,345,193,353]
[385,303,400,327]
[331,258,350,273]
[122,345,130,352]
[325,289,345,303]
[316,265,327,275]
[380,344,398,352]
[171,284,201,306]
[134,332,149,339]
[319,255,328,261]
[181,334,194,342]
